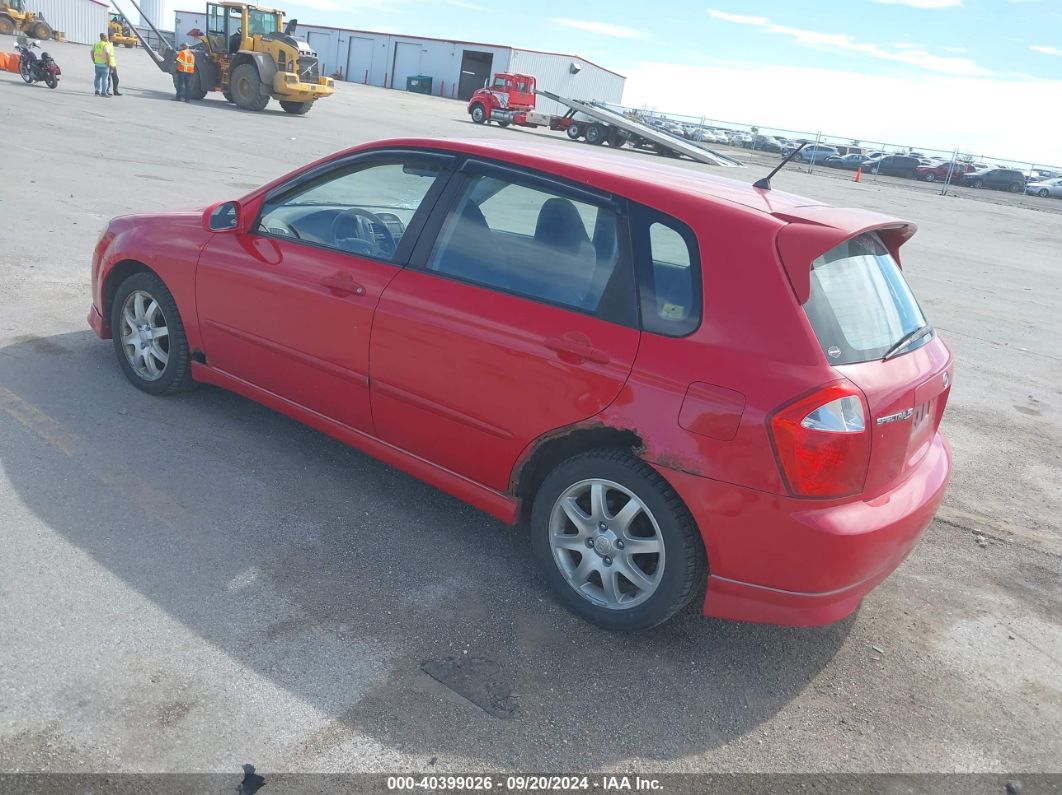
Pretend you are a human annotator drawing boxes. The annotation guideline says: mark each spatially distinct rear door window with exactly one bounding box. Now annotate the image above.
[424,167,636,326]
[803,233,928,364]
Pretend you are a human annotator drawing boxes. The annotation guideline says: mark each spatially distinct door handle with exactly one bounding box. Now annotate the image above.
[320,272,366,296]
[544,335,610,365]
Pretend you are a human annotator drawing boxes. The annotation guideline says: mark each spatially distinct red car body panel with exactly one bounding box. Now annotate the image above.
[369,268,639,491]
[89,137,953,626]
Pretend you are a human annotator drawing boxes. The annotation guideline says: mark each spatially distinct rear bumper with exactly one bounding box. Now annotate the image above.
[654,432,951,626]
[88,303,110,339]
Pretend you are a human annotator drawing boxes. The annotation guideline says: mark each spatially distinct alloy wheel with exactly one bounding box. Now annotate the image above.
[119,289,170,381]
[548,478,665,610]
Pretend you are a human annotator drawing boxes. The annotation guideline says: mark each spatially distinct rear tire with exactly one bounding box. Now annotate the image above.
[530,449,706,632]
[19,60,32,84]
[0,16,15,36]
[230,62,270,111]
[470,102,486,124]
[32,21,51,40]
[1008,182,1023,193]
[223,90,234,103]
[109,272,196,396]
[280,100,313,114]
[566,124,581,140]
[972,178,984,188]
[584,123,606,145]
[923,173,936,182]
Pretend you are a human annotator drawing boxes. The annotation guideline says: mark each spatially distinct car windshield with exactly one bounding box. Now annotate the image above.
[803,233,928,364]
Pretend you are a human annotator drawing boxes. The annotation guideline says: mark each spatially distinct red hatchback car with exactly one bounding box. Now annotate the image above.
[89,138,952,631]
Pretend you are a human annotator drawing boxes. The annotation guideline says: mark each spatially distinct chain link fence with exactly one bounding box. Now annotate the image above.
[605,104,1061,181]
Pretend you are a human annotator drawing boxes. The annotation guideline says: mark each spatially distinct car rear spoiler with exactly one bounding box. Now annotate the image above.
[772,207,917,303]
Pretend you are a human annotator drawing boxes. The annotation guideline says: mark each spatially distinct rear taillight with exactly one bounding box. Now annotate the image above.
[769,382,870,499]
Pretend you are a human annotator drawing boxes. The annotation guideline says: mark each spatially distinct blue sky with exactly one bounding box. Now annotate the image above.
[167,0,1062,162]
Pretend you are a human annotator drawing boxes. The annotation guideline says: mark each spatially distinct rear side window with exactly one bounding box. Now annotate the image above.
[804,233,928,364]
[631,207,701,336]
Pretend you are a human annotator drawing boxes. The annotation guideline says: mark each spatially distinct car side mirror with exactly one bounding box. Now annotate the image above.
[205,200,242,232]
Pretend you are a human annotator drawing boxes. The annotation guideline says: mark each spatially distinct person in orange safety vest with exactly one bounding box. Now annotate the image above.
[174,43,195,103]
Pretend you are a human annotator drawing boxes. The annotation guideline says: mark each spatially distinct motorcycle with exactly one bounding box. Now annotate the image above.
[15,39,60,89]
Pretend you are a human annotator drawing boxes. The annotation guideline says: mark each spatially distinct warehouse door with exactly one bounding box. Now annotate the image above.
[307,31,331,76]
[391,42,422,90]
[458,50,493,100]
[346,36,374,83]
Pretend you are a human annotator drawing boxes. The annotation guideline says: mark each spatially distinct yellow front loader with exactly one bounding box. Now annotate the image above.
[0,0,53,40]
[108,12,138,48]
[118,0,334,114]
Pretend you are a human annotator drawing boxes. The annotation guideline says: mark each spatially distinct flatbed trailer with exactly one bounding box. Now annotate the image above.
[467,73,743,168]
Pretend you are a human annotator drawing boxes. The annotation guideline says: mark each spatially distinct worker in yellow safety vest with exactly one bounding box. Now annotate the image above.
[174,43,196,103]
[91,33,114,97]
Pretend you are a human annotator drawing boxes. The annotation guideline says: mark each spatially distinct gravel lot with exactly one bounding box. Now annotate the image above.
[0,39,1059,779]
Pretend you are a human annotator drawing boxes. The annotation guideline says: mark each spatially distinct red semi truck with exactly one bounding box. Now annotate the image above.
[466,72,744,167]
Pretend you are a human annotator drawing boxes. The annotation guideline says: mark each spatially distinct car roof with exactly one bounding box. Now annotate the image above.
[368,137,827,216]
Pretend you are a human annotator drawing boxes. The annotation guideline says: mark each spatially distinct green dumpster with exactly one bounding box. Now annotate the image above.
[406,75,433,95]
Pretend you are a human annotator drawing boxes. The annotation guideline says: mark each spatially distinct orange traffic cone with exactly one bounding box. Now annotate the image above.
[854,167,862,183]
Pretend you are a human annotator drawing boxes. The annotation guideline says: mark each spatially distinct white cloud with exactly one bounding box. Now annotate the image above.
[874,0,963,7]
[1029,44,1062,56]
[706,8,991,76]
[552,17,649,39]
[623,60,1062,165]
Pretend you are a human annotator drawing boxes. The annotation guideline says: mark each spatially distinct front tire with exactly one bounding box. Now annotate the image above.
[0,16,15,36]
[923,173,936,182]
[109,272,196,396]
[44,72,57,89]
[280,100,313,114]
[32,21,51,41]
[470,102,486,124]
[1038,188,1050,198]
[530,449,706,631]
[230,63,270,111]
[972,178,984,188]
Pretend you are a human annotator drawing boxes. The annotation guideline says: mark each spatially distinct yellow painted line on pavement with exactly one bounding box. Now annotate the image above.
[0,385,188,521]
[0,386,80,457]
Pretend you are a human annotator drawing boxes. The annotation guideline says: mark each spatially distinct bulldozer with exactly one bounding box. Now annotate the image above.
[0,0,53,40]
[117,0,334,114]
[108,12,138,48]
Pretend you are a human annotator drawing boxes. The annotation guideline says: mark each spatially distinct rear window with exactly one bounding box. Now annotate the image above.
[803,233,928,364]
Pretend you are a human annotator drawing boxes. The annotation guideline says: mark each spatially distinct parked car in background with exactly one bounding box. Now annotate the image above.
[797,145,841,164]
[824,153,867,170]
[1025,177,1062,198]
[914,161,973,182]
[866,155,920,179]
[959,167,1026,192]
[87,137,953,631]
[834,146,866,157]
[751,135,783,153]
[1026,169,1061,183]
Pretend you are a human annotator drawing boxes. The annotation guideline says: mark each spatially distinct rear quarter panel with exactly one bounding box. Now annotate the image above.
[595,200,835,495]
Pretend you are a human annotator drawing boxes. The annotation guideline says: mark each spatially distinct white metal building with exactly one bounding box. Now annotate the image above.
[27,0,108,45]
[172,10,625,111]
